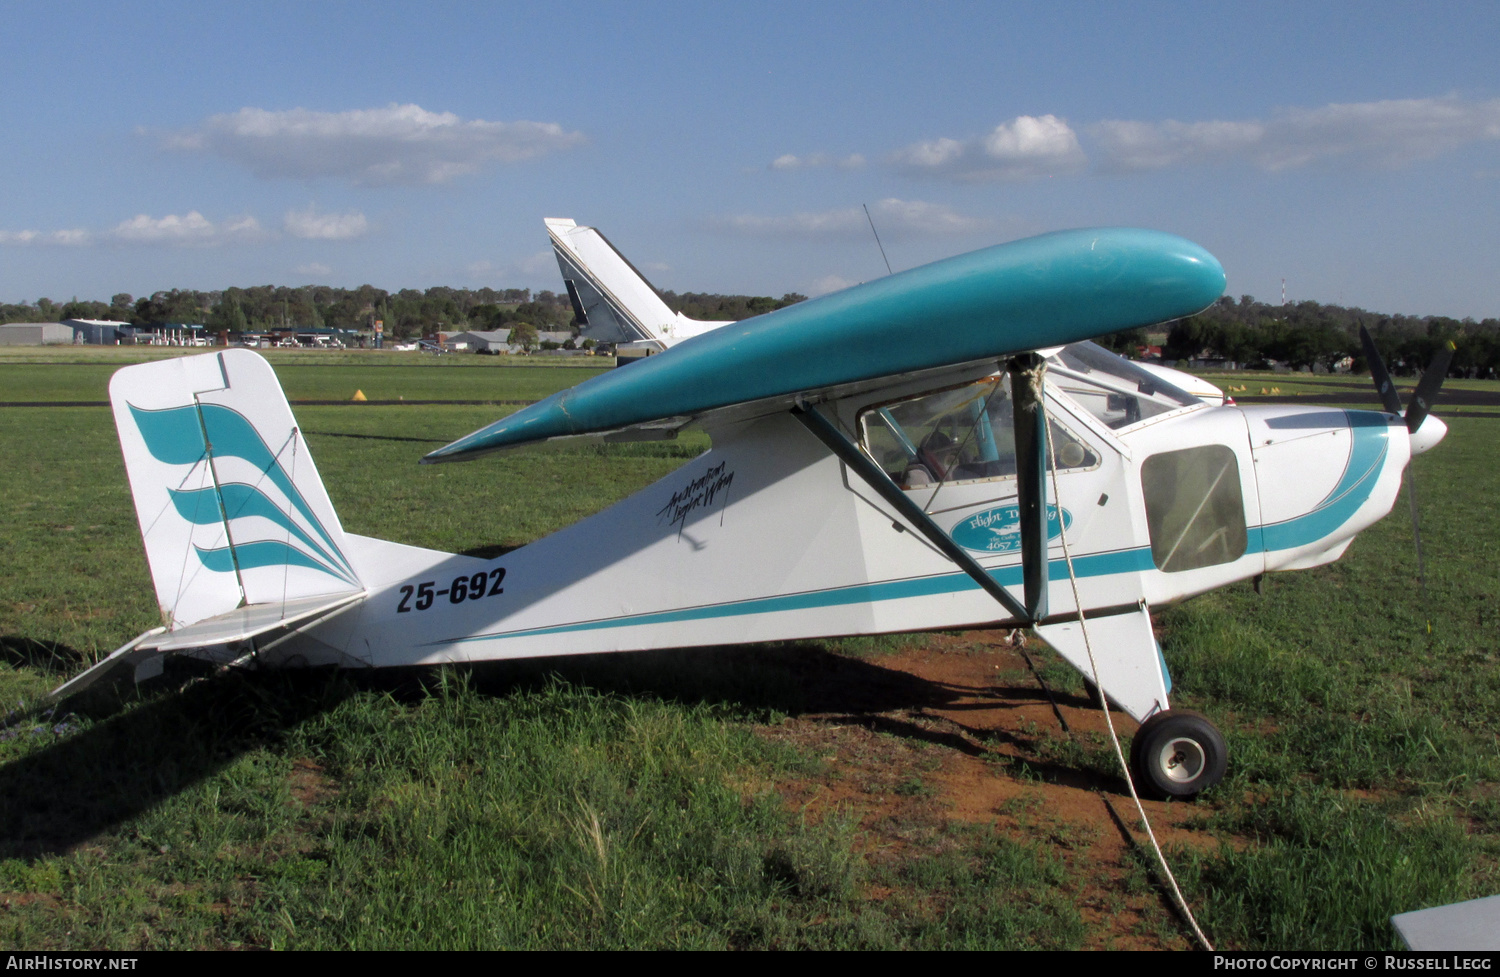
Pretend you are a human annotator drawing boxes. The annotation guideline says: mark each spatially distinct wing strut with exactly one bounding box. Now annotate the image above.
[792,404,1033,624]
[1010,353,1050,621]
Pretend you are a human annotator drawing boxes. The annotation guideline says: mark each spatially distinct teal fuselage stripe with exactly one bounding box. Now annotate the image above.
[440,411,1393,647]
[440,546,1158,645]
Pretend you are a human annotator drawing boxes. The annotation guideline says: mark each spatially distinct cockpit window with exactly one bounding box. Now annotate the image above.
[859,374,1099,492]
[1049,341,1200,430]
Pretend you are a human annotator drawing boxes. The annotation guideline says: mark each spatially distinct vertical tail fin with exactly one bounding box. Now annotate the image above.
[545,217,733,348]
[111,350,363,630]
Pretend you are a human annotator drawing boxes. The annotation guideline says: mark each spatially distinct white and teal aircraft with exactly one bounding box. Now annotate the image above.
[52,227,1450,798]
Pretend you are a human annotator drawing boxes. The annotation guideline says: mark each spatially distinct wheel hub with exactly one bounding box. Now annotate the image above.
[1157,736,1206,783]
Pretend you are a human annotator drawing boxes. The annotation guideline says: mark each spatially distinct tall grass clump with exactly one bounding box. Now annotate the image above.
[1182,790,1470,950]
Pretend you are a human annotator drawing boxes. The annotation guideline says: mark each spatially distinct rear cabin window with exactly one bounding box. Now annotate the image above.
[1141,445,1248,572]
[859,375,1098,491]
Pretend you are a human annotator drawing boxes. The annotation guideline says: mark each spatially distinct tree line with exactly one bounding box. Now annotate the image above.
[1090,294,1499,377]
[0,285,812,342]
[3,286,1497,376]
[0,285,576,341]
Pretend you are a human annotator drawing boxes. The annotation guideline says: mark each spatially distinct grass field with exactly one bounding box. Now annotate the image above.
[1,348,1495,949]
[0,346,611,404]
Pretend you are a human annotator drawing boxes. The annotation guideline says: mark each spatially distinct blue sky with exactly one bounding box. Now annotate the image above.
[3,1,1499,318]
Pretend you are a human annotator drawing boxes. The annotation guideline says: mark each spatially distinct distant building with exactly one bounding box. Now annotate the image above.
[0,322,75,345]
[62,318,133,344]
[447,329,512,353]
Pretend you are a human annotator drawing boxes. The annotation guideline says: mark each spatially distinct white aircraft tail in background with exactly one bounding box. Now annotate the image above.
[546,218,732,358]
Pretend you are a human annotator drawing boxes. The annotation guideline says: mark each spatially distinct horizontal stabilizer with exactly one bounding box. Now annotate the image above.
[48,628,168,701]
[49,592,366,700]
[143,591,366,652]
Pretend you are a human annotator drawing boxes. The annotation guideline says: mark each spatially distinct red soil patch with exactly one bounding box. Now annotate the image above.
[760,629,1229,950]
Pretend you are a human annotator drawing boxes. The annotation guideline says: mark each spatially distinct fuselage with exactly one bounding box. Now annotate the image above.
[287,351,1427,691]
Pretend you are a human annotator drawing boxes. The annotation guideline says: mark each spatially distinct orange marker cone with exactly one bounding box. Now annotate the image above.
[352,389,367,401]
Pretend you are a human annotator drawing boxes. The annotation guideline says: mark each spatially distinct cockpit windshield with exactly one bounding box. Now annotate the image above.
[1047,341,1201,430]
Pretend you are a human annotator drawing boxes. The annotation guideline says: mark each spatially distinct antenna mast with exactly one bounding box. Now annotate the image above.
[863,204,893,276]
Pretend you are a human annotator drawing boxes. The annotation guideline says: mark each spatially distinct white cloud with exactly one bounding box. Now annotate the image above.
[109,211,264,245]
[0,228,91,246]
[1089,119,1265,170]
[769,152,866,171]
[808,274,856,296]
[295,262,332,277]
[162,103,587,186]
[463,250,556,280]
[518,249,557,277]
[712,198,992,240]
[892,137,966,169]
[284,206,369,240]
[1,212,265,248]
[981,115,1087,175]
[1092,96,1500,172]
[893,115,1085,180]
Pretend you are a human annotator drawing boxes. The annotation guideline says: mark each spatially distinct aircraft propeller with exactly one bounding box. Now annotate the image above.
[1357,326,1453,603]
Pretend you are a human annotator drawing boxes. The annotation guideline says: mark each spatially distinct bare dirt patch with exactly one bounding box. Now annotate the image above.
[286,757,336,810]
[760,629,1233,949]
[0,891,61,910]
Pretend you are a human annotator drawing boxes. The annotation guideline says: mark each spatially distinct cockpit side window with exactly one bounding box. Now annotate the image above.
[859,375,1099,491]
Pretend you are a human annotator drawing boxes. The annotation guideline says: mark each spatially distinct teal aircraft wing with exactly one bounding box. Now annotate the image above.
[423,227,1225,463]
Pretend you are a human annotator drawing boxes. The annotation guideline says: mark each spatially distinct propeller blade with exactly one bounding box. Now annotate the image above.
[1405,341,1455,434]
[1359,326,1403,415]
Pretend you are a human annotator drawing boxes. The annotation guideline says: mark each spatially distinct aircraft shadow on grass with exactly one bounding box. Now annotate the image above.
[0,637,1085,860]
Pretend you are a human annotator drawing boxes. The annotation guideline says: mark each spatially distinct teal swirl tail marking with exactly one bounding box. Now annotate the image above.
[128,401,357,583]
[127,400,208,464]
[167,484,357,585]
[194,540,353,578]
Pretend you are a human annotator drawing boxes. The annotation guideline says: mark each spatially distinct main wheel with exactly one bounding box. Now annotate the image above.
[1129,709,1227,799]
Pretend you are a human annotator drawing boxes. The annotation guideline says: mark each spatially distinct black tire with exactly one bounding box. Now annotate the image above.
[1129,709,1227,799]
